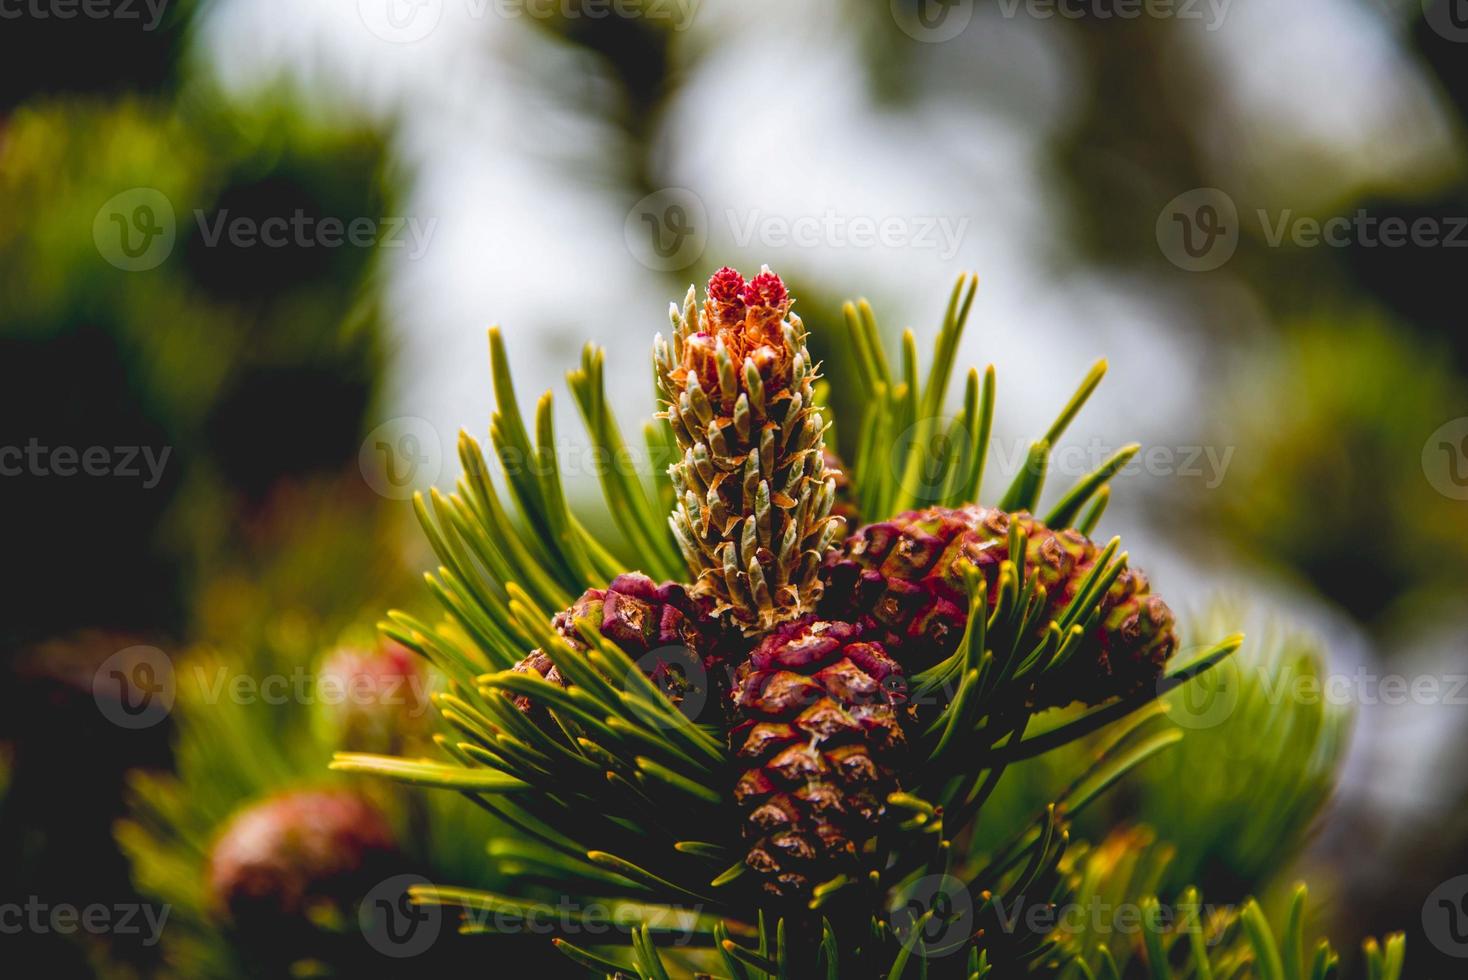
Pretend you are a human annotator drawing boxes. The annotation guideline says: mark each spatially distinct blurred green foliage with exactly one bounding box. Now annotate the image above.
[0,95,396,643]
[1208,313,1468,626]
[0,91,414,977]
[968,604,1350,911]
[1115,610,1350,898]
[1051,830,1402,980]
[118,628,514,979]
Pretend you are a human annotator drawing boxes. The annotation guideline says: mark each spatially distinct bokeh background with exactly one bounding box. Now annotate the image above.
[3,0,1467,975]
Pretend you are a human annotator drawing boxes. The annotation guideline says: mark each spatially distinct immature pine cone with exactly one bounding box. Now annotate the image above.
[207,790,399,942]
[510,572,727,719]
[314,641,426,754]
[730,618,909,900]
[655,266,840,634]
[821,506,1177,708]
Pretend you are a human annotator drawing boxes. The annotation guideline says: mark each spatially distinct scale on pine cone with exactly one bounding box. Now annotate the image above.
[822,504,1177,708]
[509,572,730,721]
[655,267,842,635]
[730,617,910,900]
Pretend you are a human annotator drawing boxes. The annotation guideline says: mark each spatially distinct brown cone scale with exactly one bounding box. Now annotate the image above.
[821,505,1177,708]
[510,572,729,719]
[729,618,910,900]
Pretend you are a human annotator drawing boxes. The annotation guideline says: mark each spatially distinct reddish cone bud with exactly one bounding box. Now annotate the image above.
[658,266,838,633]
[207,790,399,946]
[822,505,1177,708]
[509,573,731,719]
[730,617,910,900]
[315,642,426,753]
